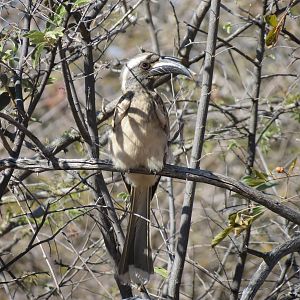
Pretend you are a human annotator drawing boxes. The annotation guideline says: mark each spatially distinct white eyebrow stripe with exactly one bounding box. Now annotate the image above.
[121,54,149,92]
[127,55,147,68]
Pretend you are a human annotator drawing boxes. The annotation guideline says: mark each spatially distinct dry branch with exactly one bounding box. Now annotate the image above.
[241,235,300,300]
[1,157,299,226]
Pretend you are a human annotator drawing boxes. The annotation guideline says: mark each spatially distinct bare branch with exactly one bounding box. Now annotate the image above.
[179,0,211,64]
[241,235,300,300]
[231,2,268,298]
[1,158,299,225]
[168,1,221,298]
[145,0,160,54]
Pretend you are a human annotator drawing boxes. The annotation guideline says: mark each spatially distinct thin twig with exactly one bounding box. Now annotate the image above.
[145,0,160,54]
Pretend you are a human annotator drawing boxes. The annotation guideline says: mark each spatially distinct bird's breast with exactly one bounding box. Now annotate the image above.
[110,95,168,180]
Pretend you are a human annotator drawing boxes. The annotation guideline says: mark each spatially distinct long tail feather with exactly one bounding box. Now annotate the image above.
[118,186,153,285]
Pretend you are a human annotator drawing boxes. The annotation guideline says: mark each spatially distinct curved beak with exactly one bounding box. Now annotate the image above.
[149,57,192,78]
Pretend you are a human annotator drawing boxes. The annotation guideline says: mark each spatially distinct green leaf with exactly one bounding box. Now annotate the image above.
[265,14,278,27]
[266,27,278,47]
[154,267,168,279]
[211,227,233,247]
[242,175,265,187]
[227,140,238,150]
[288,158,297,175]
[212,206,265,247]
[228,212,237,227]
[68,208,82,218]
[24,30,46,44]
[74,0,91,7]
[242,169,269,188]
[222,22,232,34]
[53,5,67,26]
[33,42,46,68]
[45,27,64,42]
[265,13,286,48]
[233,206,265,235]
[285,94,300,105]
[253,169,268,180]
[0,49,14,64]
[117,192,130,201]
[251,205,265,216]
[29,117,42,123]
[256,181,277,191]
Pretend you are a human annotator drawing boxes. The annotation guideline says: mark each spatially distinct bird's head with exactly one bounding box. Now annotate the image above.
[120,52,192,92]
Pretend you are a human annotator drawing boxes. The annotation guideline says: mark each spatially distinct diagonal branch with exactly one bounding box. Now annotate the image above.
[0,113,51,158]
[1,158,299,229]
[179,0,211,64]
[240,235,300,300]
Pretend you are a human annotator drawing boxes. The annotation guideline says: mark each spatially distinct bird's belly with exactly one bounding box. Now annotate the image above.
[110,116,168,173]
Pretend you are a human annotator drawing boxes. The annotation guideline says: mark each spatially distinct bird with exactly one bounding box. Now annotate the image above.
[110,52,191,285]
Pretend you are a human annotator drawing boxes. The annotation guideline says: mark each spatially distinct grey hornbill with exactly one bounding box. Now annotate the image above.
[110,52,191,285]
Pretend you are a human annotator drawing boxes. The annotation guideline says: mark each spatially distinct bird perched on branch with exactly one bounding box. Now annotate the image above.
[110,52,191,285]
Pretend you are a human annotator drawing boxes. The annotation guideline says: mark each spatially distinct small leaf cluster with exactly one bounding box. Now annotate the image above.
[24,27,64,67]
[211,206,265,247]
[212,168,276,247]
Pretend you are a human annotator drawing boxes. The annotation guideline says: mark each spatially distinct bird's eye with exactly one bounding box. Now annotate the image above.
[140,62,150,70]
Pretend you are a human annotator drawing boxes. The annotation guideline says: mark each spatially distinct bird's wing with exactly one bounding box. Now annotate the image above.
[153,94,169,136]
[153,94,170,166]
[112,91,134,130]
[148,94,170,197]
